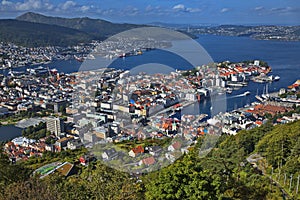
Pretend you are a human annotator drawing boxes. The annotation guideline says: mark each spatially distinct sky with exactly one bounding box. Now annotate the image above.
[0,0,300,25]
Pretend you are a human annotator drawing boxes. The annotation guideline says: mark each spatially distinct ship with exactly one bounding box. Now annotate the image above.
[268,75,280,82]
[255,95,265,102]
[243,91,251,96]
[226,81,244,87]
[8,70,25,77]
[261,84,270,100]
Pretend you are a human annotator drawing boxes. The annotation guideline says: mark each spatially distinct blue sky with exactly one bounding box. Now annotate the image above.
[1,0,300,25]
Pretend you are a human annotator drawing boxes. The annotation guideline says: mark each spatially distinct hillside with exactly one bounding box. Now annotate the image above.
[0,19,93,47]
[1,116,300,199]
[16,12,143,40]
[0,12,144,47]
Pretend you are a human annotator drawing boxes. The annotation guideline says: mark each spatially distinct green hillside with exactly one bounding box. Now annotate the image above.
[0,12,144,47]
[16,12,143,40]
[0,19,93,47]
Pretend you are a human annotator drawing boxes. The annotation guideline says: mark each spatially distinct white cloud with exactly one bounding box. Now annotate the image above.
[1,0,12,6]
[254,6,264,11]
[186,7,201,13]
[145,5,153,12]
[220,8,229,13]
[172,4,201,13]
[44,2,54,10]
[61,0,76,10]
[121,6,139,16]
[2,0,54,11]
[270,7,294,13]
[15,0,42,11]
[173,4,185,11]
[80,5,90,12]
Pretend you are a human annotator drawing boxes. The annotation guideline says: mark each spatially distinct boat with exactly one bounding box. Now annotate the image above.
[274,76,280,81]
[218,91,225,95]
[252,78,266,83]
[87,54,95,60]
[255,95,264,102]
[226,87,233,94]
[268,75,280,82]
[261,84,269,99]
[227,81,244,87]
[244,91,251,96]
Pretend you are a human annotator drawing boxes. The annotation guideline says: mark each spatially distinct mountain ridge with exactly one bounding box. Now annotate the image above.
[0,19,93,47]
[0,12,145,47]
[16,12,143,40]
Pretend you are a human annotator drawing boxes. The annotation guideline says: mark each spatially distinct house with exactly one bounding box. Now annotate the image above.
[145,146,162,156]
[165,152,177,162]
[79,154,95,166]
[102,148,118,160]
[54,137,74,152]
[45,144,55,152]
[168,141,181,152]
[83,132,98,143]
[139,156,156,166]
[67,139,83,150]
[129,145,144,157]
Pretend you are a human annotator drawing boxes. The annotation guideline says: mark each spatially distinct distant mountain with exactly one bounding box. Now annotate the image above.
[0,19,93,47]
[148,22,218,28]
[0,12,199,47]
[16,12,142,40]
[148,22,191,29]
[190,24,300,41]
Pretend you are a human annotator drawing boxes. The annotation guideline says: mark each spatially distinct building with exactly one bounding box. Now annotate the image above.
[145,146,162,156]
[55,137,74,151]
[139,156,156,166]
[56,162,75,177]
[52,100,67,113]
[102,148,118,160]
[0,106,9,115]
[46,117,65,137]
[168,141,182,152]
[129,146,144,157]
[83,132,98,143]
[67,139,83,150]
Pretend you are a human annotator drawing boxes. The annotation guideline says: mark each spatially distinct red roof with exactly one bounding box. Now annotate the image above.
[255,121,263,125]
[142,157,156,165]
[172,141,181,150]
[131,146,144,154]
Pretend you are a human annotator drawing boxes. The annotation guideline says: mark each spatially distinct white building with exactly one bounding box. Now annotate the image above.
[45,117,64,137]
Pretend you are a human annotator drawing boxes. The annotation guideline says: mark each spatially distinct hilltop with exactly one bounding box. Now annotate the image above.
[0,19,93,47]
[16,12,142,40]
[0,12,143,47]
